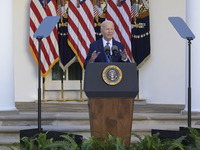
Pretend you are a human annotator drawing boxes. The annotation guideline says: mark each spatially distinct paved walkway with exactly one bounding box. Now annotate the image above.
[15,101,185,113]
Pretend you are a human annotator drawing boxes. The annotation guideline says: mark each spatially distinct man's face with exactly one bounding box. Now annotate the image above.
[101,22,114,42]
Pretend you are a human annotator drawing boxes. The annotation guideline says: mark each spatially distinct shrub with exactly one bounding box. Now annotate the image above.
[2,127,200,150]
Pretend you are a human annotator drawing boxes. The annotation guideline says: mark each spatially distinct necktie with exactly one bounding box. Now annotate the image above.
[106,43,111,62]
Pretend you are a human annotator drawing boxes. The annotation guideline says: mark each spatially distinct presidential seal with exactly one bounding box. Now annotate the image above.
[102,65,122,85]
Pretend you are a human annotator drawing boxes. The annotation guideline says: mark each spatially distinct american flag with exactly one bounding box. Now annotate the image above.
[68,0,95,68]
[57,0,66,17]
[29,0,59,77]
[106,0,132,61]
[131,4,139,18]
[94,5,103,17]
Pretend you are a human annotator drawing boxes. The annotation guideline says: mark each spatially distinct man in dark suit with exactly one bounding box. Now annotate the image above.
[84,20,129,69]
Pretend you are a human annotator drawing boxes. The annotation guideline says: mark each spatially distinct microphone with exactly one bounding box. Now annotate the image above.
[104,45,111,62]
[112,45,118,56]
[104,45,110,56]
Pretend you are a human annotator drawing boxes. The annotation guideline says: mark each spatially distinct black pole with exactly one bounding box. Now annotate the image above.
[61,70,64,83]
[61,70,64,100]
[42,77,45,100]
[80,65,83,100]
[136,70,139,99]
[188,38,192,127]
[37,36,43,132]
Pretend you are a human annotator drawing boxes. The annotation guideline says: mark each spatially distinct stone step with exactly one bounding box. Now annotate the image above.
[0,125,187,144]
[0,122,200,145]
[1,112,200,126]
[1,110,200,144]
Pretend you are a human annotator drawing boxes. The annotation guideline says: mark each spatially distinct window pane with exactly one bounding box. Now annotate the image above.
[52,62,66,80]
[68,62,82,80]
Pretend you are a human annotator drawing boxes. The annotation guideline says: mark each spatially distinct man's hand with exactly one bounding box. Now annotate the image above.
[120,49,128,61]
[89,50,100,63]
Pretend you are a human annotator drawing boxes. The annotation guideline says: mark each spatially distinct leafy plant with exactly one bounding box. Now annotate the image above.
[185,127,200,150]
[20,136,37,150]
[20,131,54,150]
[20,132,83,150]
[3,127,200,150]
[81,133,127,150]
[130,132,186,150]
[81,136,104,150]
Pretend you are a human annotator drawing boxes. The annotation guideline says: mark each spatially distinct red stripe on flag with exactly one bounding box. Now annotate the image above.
[45,6,53,16]
[29,37,46,74]
[81,2,95,29]
[29,0,59,77]
[30,18,52,67]
[106,0,132,60]
[29,37,38,60]
[68,34,85,64]
[40,40,51,66]
[69,2,95,43]
[68,0,95,67]
[107,13,131,57]
[106,13,132,59]
[51,28,59,59]
[30,18,37,34]
[68,18,89,55]
[30,2,43,23]
[108,1,131,40]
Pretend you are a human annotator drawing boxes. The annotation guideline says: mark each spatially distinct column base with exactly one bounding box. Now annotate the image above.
[0,107,18,115]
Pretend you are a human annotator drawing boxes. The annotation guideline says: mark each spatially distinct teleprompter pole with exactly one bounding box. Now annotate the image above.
[187,38,192,127]
[168,17,195,127]
[37,36,43,132]
[20,17,65,143]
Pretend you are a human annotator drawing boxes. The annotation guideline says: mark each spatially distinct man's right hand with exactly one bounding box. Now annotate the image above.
[89,50,100,63]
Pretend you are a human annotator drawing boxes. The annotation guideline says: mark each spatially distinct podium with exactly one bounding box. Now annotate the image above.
[84,63,138,145]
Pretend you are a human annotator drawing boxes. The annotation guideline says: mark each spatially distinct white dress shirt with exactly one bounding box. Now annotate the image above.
[102,38,113,55]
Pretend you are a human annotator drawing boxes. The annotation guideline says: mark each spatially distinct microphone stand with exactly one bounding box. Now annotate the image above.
[105,50,112,63]
[111,50,118,63]
[109,54,112,62]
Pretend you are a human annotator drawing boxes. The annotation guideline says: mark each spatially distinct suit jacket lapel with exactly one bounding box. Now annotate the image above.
[99,39,107,62]
[113,39,117,46]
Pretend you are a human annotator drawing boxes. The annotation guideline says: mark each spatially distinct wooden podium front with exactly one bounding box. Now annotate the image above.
[89,97,134,145]
[84,63,138,146]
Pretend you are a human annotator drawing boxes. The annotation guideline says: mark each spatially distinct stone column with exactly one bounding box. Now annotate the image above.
[185,0,200,112]
[0,0,16,111]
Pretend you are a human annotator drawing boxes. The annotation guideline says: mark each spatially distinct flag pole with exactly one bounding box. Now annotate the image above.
[80,80,83,101]
[61,70,64,101]
[135,70,146,102]
[42,77,45,101]
[80,67,83,101]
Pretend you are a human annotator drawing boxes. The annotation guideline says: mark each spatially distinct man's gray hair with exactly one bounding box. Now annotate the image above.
[101,20,114,30]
